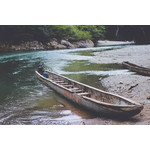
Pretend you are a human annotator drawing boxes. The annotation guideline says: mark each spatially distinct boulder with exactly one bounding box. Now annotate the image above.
[49,41,59,49]
[9,41,45,51]
[73,40,94,48]
[49,40,67,49]
[57,44,67,49]
[0,43,11,51]
[61,40,75,49]
[0,39,95,51]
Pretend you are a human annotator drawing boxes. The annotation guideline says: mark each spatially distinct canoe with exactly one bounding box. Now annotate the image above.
[35,70,143,117]
[122,61,150,76]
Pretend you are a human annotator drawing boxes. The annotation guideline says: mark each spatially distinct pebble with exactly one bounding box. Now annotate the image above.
[117,86,121,88]
[99,77,102,81]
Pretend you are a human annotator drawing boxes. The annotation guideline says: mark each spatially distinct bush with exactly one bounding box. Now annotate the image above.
[0,25,106,44]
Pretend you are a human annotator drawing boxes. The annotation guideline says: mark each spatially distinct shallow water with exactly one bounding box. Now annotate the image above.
[0,46,132,124]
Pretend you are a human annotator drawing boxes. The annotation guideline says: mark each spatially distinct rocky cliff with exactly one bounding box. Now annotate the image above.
[0,39,94,51]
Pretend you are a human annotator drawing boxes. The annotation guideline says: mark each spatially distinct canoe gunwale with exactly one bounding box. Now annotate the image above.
[36,71,74,93]
[82,96,141,108]
[36,71,143,108]
[46,70,143,106]
[36,70,144,116]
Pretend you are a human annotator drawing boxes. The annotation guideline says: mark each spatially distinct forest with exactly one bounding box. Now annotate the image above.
[0,25,150,44]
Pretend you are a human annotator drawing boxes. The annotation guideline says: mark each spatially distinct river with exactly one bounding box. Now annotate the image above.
[0,46,132,125]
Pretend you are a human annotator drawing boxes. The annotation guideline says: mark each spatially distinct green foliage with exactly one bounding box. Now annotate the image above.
[3,25,150,45]
[76,25,106,43]
[0,25,106,44]
[46,25,92,41]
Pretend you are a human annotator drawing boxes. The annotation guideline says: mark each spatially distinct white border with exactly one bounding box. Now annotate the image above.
[0,0,150,25]
[0,125,149,150]
[0,0,149,150]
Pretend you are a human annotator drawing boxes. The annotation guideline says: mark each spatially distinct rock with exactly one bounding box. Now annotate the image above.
[117,86,121,88]
[9,41,45,51]
[99,77,102,81]
[73,40,94,48]
[147,95,150,99]
[61,40,75,49]
[0,39,94,51]
[1,40,67,51]
[56,44,67,49]
[119,81,123,84]
[49,40,67,49]
[10,45,17,50]
[49,41,59,49]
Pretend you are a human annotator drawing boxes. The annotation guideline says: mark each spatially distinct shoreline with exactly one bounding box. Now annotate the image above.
[0,40,134,52]
[82,44,150,125]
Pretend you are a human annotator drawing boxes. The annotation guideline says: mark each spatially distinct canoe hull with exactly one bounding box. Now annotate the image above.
[36,71,143,117]
[122,61,150,76]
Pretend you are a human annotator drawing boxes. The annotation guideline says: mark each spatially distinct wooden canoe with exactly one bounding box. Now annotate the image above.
[122,61,150,76]
[35,70,143,117]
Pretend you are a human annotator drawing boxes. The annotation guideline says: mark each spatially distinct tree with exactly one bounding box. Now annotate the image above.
[77,25,106,45]
[105,25,150,44]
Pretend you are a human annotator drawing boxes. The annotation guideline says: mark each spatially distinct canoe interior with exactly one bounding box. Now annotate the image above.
[45,71,138,107]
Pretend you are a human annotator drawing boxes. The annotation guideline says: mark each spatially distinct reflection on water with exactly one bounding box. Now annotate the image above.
[0,46,131,125]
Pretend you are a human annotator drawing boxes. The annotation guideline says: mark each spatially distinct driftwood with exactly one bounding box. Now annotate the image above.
[128,84,138,90]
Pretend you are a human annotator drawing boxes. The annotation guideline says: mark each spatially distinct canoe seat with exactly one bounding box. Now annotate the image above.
[63,85,73,88]
[59,83,68,85]
[78,92,90,96]
[55,81,64,83]
[72,89,82,93]
[71,87,80,90]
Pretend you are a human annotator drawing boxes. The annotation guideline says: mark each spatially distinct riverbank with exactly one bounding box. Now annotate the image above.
[0,39,94,52]
[81,45,150,125]
[0,40,134,52]
[91,45,150,67]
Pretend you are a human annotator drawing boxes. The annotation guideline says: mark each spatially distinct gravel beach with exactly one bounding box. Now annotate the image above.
[83,45,150,125]
[92,45,150,67]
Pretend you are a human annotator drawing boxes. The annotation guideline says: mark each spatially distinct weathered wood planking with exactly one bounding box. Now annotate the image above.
[36,70,143,117]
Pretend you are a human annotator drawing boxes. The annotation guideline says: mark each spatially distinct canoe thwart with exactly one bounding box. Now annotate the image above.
[55,80,64,83]
[63,85,73,88]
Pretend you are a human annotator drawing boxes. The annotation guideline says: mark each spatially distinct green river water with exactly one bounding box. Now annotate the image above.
[0,46,132,124]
